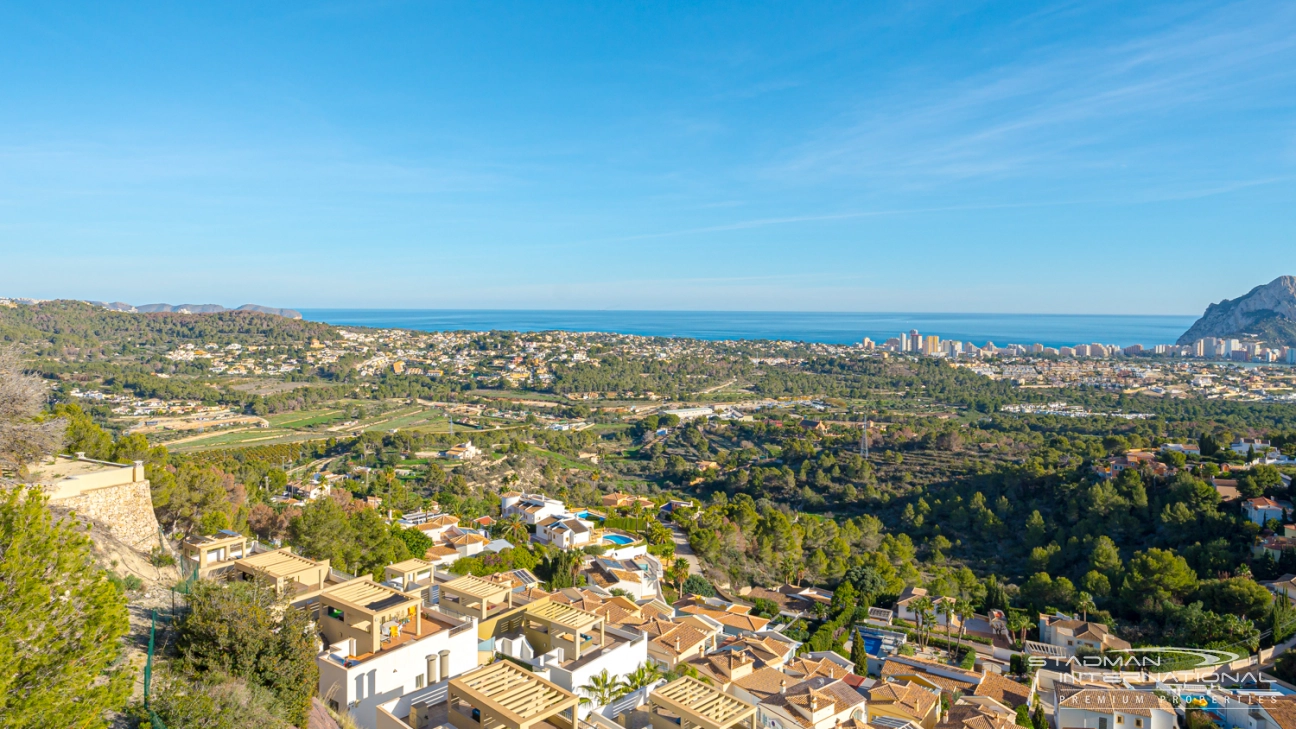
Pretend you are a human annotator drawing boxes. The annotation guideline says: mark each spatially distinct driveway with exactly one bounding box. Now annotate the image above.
[669,523,700,574]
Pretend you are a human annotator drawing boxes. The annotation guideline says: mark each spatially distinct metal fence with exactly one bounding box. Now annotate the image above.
[143,609,168,728]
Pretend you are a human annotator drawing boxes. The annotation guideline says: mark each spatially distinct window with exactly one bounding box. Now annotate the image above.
[1135,720,1143,728]
[416,674,425,689]
[1099,719,1108,729]
[1117,717,1124,725]
[327,607,344,621]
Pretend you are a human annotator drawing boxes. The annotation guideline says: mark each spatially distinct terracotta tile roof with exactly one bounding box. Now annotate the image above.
[972,672,1032,710]
[762,677,866,729]
[721,635,790,666]
[1261,697,1296,729]
[880,656,978,694]
[943,704,1018,729]
[733,666,795,702]
[784,657,852,680]
[640,618,683,637]
[594,601,639,625]
[638,602,673,620]
[868,680,940,721]
[652,623,710,656]
[448,532,488,546]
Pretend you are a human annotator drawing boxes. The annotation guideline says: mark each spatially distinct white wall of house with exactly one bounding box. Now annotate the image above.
[506,497,567,526]
[317,610,478,729]
[540,627,649,719]
[1055,707,1176,729]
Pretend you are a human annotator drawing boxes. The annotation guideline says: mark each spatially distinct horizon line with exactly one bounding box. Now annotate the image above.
[297,307,1199,318]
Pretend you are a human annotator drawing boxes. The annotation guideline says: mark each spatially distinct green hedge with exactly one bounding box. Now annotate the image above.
[605,516,647,533]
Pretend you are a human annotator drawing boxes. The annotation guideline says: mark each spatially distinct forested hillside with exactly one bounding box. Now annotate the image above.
[0,300,338,354]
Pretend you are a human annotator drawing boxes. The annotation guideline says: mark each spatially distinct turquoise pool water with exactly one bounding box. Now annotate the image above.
[603,534,634,545]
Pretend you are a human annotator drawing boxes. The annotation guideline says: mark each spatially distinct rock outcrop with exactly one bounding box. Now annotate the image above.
[1177,276,1296,346]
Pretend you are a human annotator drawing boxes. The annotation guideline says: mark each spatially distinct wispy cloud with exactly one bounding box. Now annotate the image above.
[772,0,1296,186]
[573,174,1294,245]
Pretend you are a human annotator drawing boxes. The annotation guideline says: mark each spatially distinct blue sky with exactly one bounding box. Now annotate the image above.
[1,1,1294,314]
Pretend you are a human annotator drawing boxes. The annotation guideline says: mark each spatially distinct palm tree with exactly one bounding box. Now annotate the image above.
[1075,592,1096,622]
[622,661,665,693]
[911,596,934,649]
[953,597,973,652]
[498,515,529,545]
[669,558,691,595]
[579,669,624,707]
[1006,611,1031,648]
[939,598,955,653]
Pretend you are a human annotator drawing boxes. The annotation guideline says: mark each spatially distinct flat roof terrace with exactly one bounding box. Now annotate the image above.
[449,661,579,729]
[237,548,326,579]
[345,608,462,663]
[440,574,515,619]
[650,676,756,729]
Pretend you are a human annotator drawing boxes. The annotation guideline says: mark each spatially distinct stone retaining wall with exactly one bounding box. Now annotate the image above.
[53,480,161,551]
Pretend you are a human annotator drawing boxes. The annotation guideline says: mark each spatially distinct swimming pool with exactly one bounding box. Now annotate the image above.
[603,534,634,545]
[575,510,594,519]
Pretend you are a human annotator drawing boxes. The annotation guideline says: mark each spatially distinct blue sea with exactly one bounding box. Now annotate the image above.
[299,309,1198,349]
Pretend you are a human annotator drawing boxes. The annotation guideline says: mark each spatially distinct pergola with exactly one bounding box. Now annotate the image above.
[441,574,514,620]
[448,660,579,729]
[385,558,435,592]
[321,577,422,656]
[523,599,605,661]
[649,677,757,729]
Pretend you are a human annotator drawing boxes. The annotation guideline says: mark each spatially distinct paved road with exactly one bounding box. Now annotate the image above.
[669,524,700,574]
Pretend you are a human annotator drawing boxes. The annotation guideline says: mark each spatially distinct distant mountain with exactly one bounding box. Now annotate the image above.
[1177,276,1296,346]
[86,301,302,319]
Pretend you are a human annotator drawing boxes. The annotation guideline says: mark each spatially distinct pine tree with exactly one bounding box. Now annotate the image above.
[0,486,132,727]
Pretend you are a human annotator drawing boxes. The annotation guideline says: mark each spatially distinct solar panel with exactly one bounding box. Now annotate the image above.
[366,594,408,611]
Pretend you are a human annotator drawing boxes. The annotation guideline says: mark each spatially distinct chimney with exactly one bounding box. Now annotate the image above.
[780,678,787,695]
[75,452,86,460]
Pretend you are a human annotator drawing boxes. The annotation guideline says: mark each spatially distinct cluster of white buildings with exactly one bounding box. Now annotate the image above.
[861,330,1296,364]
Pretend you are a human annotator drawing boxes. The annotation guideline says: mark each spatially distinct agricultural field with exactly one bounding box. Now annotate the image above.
[167,428,330,453]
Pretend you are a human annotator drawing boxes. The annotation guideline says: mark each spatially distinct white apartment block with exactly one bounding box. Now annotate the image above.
[316,579,479,729]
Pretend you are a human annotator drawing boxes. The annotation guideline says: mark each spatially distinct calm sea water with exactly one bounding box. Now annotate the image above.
[299,309,1198,349]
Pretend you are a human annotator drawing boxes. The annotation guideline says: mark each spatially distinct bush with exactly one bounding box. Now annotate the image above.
[150,545,176,567]
[109,573,145,593]
[682,574,717,597]
[138,670,295,728]
[648,542,675,559]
